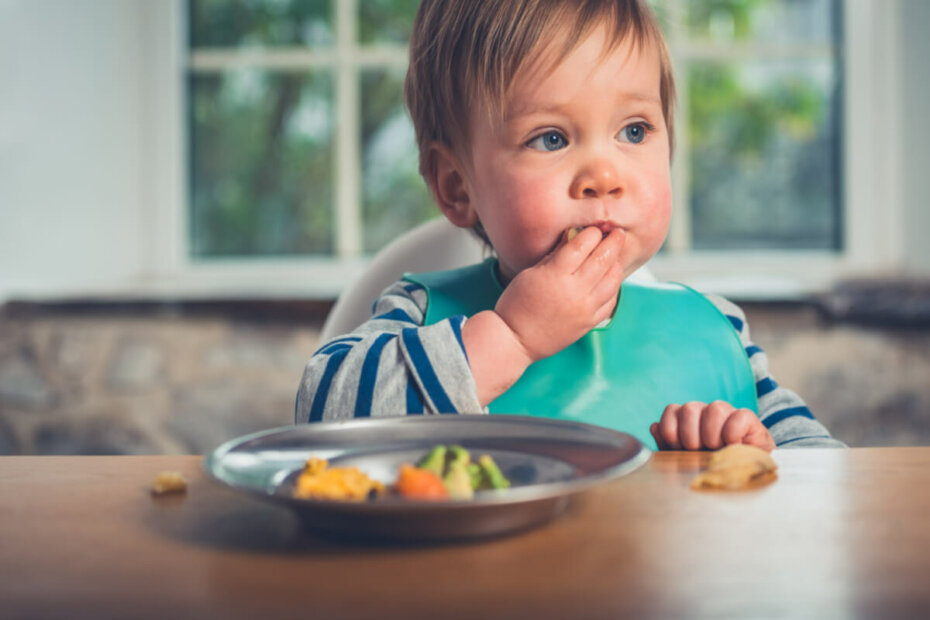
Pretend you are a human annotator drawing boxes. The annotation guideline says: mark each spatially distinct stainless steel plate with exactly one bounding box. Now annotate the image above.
[203,415,650,542]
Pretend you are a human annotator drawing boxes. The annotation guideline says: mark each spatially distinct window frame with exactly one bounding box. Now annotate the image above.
[151,0,904,300]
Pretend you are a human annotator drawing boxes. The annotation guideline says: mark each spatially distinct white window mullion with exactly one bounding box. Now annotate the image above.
[151,0,188,278]
[842,0,903,273]
[335,0,362,258]
[683,42,835,60]
[189,48,338,71]
[665,0,691,255]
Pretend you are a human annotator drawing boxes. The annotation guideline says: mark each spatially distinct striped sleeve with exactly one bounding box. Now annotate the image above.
[295,279,483,423]
[705,294,847,449]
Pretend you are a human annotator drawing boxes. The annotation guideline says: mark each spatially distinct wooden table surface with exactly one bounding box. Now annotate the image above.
[2,448,929,619]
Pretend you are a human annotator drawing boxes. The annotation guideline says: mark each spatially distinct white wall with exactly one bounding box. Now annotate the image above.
[0,0,154,297]
[900,0,930,276]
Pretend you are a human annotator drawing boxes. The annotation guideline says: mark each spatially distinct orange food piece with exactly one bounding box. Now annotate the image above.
[395,464,448,500]
[293,458,385,501]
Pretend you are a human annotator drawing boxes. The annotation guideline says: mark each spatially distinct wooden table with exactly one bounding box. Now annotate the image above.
[2,448,929,619]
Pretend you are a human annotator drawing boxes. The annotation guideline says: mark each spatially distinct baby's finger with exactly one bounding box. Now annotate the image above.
[591,294,619,327]
[699,400,734,450]
[656,404,682,450]
[649,423,667,450]
[677,401,705,451]
[574,228,626,280]
[720,408,757,445]
[733,409,776,451]
[589,260,624,307]
[549,226,603,272]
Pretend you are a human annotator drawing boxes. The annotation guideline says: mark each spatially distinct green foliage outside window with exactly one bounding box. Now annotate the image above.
[189,0,332,47]
[358,0,419,45]
[360,68,435,253]
[689,61,839,249]
[190,71,334,257]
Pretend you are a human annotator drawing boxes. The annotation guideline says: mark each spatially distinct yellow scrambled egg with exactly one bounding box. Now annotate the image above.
[293,458,385,501]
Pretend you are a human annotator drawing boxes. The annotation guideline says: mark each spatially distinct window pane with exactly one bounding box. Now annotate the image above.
[358,0,419,45]
[688,59,841,250]
[687,0,835,44]
[190,70,334,257]
[360,68,435,254]
[189,0,333,47]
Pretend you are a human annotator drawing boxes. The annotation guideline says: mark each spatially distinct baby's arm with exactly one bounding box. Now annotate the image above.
[711,295,845,448]
[463,227,626,405]
[295,281,482,422]
[650,295,846,450]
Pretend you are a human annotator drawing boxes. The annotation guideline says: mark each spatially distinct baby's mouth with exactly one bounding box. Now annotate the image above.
[565,221,622,241]
[592,220,622,235]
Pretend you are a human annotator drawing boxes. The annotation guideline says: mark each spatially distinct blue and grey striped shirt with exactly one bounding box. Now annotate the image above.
[296,279,845,449]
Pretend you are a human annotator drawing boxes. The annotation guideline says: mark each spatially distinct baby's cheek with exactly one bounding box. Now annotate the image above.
[509,182,564,249]
[641,180,672,235]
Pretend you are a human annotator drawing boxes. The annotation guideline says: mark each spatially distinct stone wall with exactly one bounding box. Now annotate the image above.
[0,304,323,455]
[1,301,929,454]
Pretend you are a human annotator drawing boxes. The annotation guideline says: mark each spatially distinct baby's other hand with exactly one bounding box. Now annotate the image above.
[494,227,625,363]
[649,401,775,452]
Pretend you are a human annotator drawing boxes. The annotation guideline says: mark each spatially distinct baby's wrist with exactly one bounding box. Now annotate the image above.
[461,310,535,406]
[477,310,535,369]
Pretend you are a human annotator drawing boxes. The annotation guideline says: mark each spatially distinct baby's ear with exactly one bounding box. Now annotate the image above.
[426,142,477,228]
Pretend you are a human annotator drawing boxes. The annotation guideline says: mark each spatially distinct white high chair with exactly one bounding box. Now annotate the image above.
[319,217,656,342]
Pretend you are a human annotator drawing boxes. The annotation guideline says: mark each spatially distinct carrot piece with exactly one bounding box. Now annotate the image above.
[395,464,448,500]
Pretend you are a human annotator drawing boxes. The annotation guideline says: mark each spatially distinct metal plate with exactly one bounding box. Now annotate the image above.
[203,415,650,542]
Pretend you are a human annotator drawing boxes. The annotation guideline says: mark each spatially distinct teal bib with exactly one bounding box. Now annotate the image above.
[404,258,758,448]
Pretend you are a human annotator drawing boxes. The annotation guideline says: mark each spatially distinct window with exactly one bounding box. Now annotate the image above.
[187,0,431,261]
[656,0,841,253]
[180,0,879,299]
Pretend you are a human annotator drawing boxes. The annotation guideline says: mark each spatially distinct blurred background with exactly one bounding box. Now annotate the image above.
[1,0,929,454]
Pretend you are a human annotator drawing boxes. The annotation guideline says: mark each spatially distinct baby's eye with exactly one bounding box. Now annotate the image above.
[527,130,568,152]
[618,122,652,144]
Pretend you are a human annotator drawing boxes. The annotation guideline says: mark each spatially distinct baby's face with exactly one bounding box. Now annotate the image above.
[463,25,672,283]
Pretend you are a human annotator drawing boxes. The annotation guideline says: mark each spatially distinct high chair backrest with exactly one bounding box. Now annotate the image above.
[321,218,485,341]
[319,218,656,342]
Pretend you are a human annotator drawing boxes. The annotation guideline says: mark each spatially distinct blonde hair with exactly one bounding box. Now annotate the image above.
[405,0,676,176]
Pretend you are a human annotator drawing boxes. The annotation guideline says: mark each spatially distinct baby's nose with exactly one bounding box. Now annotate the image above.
[570,158,622,199]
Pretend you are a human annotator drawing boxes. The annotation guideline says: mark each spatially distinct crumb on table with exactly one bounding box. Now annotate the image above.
[690,444,777,491]
[151,471,188,495]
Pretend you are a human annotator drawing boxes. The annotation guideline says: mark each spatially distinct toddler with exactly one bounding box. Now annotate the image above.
[297,0,844,450]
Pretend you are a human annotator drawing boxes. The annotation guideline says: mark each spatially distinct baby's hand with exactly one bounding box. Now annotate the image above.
[649,401,775,452]
[494,227,625,363]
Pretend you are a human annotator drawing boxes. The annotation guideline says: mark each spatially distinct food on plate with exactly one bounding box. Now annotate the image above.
[292,445,511,502]
[476,454,510,490]
[293,458,386,501]
[151,471,188,495]
[690,444,778,491]
[416,444,447,477]
[395,463,449,500]
[402,444,510,501]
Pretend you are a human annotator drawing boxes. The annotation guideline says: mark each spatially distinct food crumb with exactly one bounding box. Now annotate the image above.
[691,444,777,491]
[565,226,584,241]
[151,471,188,495]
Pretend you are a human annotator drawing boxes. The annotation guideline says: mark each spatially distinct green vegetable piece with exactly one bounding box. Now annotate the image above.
[447,445,471,468]
[443,460,475,500]
[467,463,483,489]
[416,445,447,477]
[479,454,510,489]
